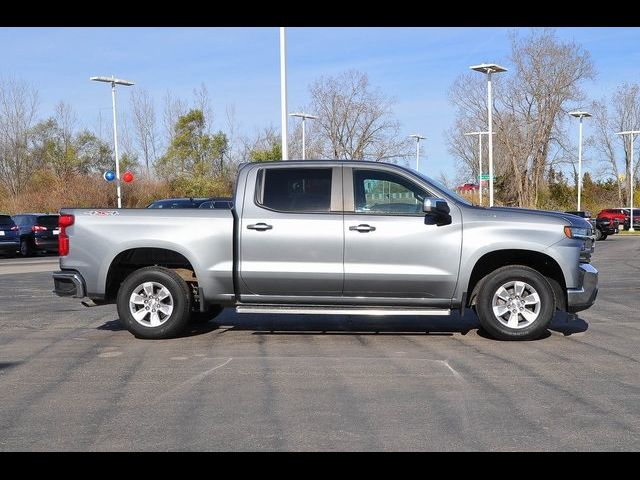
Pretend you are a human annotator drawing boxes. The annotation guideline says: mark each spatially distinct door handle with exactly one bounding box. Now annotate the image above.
[247,223,273,231]
[349,224,376,232]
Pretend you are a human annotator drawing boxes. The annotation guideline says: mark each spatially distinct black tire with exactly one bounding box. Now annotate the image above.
[190,305,224,324]
[20,238,32,257]
[476,265,555,341]
[595,229,603,241]
[600,234,608,240]
[117,266,192,339]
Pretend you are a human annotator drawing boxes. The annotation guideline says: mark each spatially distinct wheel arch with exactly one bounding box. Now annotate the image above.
[105,247,199,303]
[466,249,567,311]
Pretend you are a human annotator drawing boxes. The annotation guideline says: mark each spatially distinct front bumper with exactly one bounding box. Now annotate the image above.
[53,270,86,298]
[567,263,598,313]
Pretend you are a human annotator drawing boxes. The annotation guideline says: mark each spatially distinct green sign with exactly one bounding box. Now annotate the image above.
[479,174,495,180]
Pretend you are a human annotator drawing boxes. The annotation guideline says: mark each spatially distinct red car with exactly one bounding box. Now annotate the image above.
[597,208,626,228]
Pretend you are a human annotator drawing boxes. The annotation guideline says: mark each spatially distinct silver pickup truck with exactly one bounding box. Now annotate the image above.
[53,160,598,341]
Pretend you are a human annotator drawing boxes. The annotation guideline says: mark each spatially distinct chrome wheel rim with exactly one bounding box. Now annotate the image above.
[129,281,174,327]
[492,280,541,329]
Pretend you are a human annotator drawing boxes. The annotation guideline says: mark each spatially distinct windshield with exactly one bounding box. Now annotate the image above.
[413,172,473,206]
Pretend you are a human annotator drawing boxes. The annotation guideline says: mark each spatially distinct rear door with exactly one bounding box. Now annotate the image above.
[238,165,344,299]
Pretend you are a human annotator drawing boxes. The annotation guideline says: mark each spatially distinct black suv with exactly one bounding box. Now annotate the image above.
[146,197,211,209]
[0,215,20,257]
[12,214,60,256]
[198,198,233,209]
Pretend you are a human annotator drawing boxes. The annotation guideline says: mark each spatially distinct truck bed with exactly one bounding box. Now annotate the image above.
[59,208,235,304]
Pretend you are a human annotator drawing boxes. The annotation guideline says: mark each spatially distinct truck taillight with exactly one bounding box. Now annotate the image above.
[58,214,74,256]
[10,226,18,231]
[32,225,47,232]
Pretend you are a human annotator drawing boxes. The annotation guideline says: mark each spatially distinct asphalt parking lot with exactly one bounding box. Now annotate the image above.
[0,238,639,451]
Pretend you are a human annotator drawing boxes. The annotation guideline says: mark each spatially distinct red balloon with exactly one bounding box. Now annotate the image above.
[122,171,134,183]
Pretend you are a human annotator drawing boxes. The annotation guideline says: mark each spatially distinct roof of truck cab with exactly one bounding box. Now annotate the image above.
[239,160,418,176]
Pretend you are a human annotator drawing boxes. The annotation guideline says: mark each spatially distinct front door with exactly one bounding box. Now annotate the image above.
[343,167,462,302]
[239,165,344,299]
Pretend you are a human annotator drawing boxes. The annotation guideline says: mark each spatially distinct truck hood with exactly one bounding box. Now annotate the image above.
[481,206,592,228]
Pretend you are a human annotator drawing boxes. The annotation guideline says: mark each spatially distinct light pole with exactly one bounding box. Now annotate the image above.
[569,111,591,211]
[279,27,289,161]
[616,130,640,232]
[409,134,426,171]
[470,63,507,207]
[90,75,135,208]
[464,131,493,206]
[289,112,318,160]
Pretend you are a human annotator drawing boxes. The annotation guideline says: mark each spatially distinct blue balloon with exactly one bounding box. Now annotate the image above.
[103,170,116,182]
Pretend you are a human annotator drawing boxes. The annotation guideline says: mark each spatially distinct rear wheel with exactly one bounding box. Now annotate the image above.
[20,239,32,257]
[117,266,191,339]
[476,265,555,341]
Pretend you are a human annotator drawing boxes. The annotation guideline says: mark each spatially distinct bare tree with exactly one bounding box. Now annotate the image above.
[590,83,640,206]
[193,83,214,133]
[118,112,136,163]
[447,29,595,207]
[130,89,158,177]
[0,77,40,195]
[162,91,187,152]
[306,70,413,162]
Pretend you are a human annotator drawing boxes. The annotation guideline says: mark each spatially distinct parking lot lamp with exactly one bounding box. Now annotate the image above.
[289,112,318,160]
[616,130,640,231]
[569,111,591,211]
[409,134,426,172]
[470,63,507,207]
[90,76,135,208]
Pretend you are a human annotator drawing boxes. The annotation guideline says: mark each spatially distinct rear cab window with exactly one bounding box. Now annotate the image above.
[256,168,333,213]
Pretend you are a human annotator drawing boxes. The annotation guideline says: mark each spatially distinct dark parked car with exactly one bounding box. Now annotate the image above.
[621,208,640,230]
[198,198,233,209]
[565,211,617,240]
[146,197,211,209]
[0,215,20,257]
[12,213,60,256]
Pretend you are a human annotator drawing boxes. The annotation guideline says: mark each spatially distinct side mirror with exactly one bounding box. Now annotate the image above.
[423,197,452,226]
[423,197,450,215]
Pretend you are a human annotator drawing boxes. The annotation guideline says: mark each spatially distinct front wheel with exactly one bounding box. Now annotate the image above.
[600,234,608,240]
[476,265,555,341]
[117,266,192,339]
[595,229,603,241]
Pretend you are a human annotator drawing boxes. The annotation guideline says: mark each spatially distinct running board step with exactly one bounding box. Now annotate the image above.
[236,305,451,316]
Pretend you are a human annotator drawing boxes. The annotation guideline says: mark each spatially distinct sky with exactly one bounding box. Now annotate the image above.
[1,26,639,180]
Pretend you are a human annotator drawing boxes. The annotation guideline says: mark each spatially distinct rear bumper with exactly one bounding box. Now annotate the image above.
[600,226,617,235]
[567,263,598,313]
[0,241,19,251]
[34,238,58,251]
[52,270,86,298]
